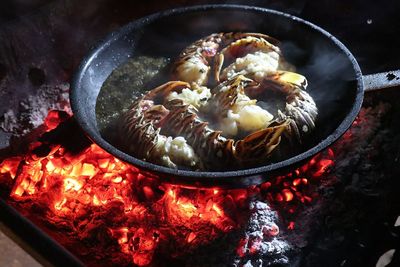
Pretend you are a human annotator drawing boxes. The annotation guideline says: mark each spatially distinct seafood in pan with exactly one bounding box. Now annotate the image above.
[118,32,318,171]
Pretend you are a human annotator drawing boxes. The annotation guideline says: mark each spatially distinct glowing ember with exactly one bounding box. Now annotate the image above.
[0,110,337,266]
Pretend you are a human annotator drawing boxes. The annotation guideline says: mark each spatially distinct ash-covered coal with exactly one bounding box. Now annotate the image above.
[233,201,290,267]
[0,83,70,135]
[286,99,400,267]
[0,0,131,136]
[280,103,390,248]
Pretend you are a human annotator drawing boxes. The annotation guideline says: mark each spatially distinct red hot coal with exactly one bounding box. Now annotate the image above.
[0,109,362,267]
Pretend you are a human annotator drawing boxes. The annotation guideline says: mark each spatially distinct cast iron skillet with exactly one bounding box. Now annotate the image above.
[71,5,399,188]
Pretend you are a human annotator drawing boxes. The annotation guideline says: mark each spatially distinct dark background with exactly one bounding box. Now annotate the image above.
[0,1,399,267]
[0,0,400,76]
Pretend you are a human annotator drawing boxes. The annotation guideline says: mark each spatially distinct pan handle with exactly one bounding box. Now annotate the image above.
[363,69,400,92]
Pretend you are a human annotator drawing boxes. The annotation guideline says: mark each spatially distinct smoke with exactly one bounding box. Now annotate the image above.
[300,41,358,141]
[279,34,359,143]
[303,42,355,86]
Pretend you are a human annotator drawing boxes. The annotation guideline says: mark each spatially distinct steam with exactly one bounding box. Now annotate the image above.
[301,41,357,138]
[280,36,358,141]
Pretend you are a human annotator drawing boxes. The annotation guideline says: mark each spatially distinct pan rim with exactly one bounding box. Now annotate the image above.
[71,4,364,180]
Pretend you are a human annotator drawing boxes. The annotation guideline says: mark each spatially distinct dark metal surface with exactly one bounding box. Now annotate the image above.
[363,70,400,91]
[0,199,84,267]
[71,5,364,187]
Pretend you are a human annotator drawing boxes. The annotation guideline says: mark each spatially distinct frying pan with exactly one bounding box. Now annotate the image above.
[70,5,400,188]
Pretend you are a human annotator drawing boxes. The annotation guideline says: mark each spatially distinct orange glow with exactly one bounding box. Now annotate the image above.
[303,196,312,202]
[142,186,154,200]
[327,148,334,158]
[282,189,294,202]
[44,110,67,130]
[12,185,25,197]
[0,110,340,266]
[287,221,295,230]
[64,178,83,191]
[292,178,301,186]
[261,182,271,190]
[314,159,334,177]
[81,163,96,177]
[0,158,20,179]
[98,158,110,169]
[275,193,283,202]
[236,238,248,257]
[46,160,56,172]
[54,198,67,211]
[212,203,224,216]
[167,189,175,198]
[112,176,123,183]
[186,232,197,243]
[178,201,196,214]
[92,195,101,206]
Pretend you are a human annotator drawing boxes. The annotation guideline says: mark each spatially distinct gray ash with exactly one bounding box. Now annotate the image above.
[0,83,70,136]
[233,201,290,267]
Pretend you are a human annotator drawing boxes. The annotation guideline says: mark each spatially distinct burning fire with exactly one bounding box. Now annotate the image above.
[0,110,335,266]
